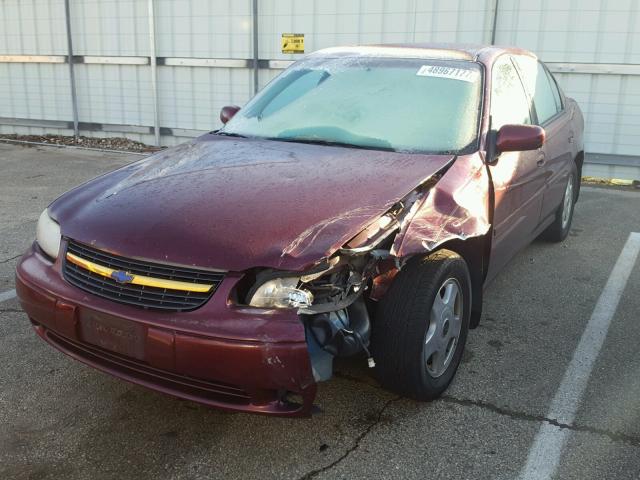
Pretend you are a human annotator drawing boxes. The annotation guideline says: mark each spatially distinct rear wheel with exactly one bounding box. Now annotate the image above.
[371,249,471,400]
[541,166,577,242]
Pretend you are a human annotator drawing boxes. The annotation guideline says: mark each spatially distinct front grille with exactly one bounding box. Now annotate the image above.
[63,240,224,311]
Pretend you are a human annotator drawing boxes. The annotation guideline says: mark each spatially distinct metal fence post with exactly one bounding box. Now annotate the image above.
[490,0,500,45]
[252,0,259,94]
[64,0,79,140]
[148,0,160,146]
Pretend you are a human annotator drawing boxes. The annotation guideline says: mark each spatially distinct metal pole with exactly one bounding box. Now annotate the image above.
[64,0,79,141]
[148,0,160,146]
[252,0,259,94]
[490,0,500,45]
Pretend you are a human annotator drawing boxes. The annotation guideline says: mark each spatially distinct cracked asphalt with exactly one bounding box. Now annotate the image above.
[1,143,639,479]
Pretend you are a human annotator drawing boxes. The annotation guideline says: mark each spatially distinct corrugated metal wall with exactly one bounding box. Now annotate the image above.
[71,0,152,131]
[0,0,72,126]
[1,0,639,159]
[154,0,253,137]
[493,0,640,157]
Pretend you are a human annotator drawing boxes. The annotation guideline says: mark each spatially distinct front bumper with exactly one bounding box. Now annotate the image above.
[15,244,317,416]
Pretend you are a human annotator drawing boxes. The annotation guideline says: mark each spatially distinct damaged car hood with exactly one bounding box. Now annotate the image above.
[49,135,454,271]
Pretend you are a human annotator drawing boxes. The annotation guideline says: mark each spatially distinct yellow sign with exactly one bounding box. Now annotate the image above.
[281,33,304,54]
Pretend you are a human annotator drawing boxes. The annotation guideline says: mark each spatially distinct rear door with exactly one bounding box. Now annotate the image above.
[513,57,574,222]
[486,54,546,281]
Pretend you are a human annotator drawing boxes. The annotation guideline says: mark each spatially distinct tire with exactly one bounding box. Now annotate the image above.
[541,165,578,242]
[371,249,471,400]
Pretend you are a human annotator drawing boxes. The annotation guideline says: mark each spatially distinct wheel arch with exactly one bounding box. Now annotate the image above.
[398,232,491,330]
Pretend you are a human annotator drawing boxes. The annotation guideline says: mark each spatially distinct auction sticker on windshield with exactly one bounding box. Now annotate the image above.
[416,65,479,82]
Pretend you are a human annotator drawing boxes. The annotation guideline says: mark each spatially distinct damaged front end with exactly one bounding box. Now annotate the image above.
[233,153,491,407]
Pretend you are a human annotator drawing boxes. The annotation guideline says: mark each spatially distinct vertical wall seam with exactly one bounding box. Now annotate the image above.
[64,0,79,139]
[412,0,418,42]
[252,0,259,94]
[490,0,499,44]
[455,0,463,42]
[624,0,639,64]
[147,0,159,146]
[430,0,438,41]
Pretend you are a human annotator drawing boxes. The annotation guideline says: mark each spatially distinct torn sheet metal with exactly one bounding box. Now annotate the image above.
[391,153,491,257]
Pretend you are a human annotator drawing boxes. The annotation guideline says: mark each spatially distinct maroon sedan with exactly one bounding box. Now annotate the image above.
[16,44,584,416]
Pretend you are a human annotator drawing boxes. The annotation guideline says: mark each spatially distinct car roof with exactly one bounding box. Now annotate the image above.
[309,43,538,65]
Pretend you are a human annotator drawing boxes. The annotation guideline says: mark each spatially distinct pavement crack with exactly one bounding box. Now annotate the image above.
[440,395,640,448]
[333,370,380,389]
[299,396,402,479]
[1,308,22,313]
[333,373,640,449]
[0,254,21,264]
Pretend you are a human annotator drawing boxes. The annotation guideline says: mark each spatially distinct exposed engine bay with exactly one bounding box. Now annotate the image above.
[256,177,441,381]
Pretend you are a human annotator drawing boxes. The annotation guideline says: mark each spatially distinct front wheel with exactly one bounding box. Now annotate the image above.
[371,249,471,400]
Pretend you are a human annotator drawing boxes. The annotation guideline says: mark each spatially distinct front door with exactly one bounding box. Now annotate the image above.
[486,55,546,282]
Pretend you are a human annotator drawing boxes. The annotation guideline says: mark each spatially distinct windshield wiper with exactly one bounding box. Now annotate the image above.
[215,131,246,138]
[265,137,396,152]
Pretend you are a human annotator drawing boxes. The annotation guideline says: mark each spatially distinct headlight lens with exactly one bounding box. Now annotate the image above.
[248,276,314,309]
[36,209,61,259]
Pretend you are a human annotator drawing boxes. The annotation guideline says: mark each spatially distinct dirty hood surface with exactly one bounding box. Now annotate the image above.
[50,135,454,272]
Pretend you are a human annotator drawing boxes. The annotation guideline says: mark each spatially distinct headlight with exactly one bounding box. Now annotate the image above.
[248,276,314,309]
[36,209,61,259]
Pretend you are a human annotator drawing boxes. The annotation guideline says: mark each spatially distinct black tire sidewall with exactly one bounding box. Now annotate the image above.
[558,166,578,240]
[372,250,472,400]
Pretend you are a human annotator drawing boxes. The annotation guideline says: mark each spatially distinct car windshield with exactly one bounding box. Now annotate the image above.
[221,56,483,154]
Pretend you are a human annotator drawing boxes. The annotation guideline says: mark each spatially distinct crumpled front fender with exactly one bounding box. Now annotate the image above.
[391,153,491,257]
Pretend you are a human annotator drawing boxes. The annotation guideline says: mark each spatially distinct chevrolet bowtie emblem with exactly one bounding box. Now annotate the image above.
[111,270,134,284]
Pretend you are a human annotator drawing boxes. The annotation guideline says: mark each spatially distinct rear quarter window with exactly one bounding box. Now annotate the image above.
[544,66,563,112]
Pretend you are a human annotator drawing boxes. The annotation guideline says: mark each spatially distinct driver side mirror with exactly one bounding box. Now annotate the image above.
[220,105,241,125]
[496,124,545,153]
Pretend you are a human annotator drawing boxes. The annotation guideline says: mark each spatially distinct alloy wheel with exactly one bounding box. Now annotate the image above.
[561,175,574,229]
[424,278,463,378]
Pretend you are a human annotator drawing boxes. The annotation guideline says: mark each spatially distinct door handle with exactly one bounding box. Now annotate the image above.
[568,135,574,144]
[536,154,546,167]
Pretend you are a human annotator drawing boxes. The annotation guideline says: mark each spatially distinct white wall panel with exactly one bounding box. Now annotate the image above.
[157,66,252,130]
[154,0,252,58]
[70,0,150,56]
[555,72,640,156]
[413,0,494,43]
[74,64,154,126]
[495,0,640,63]
[0,63,71,120]
[0,0,67,55]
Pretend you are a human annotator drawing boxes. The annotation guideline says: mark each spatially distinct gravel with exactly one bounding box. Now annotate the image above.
[0,134,162,153]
